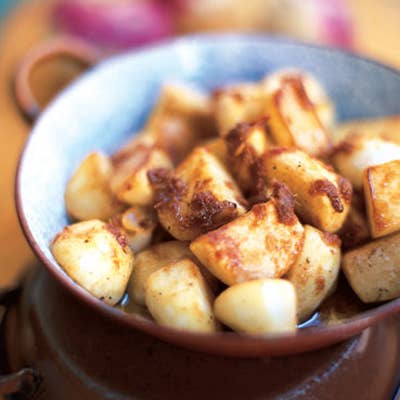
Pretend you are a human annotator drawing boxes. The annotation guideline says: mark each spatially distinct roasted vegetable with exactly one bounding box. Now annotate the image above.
[129,240,193,305]
[342,233,400,303]
[364,159,400,238]
[265,76,332,157]
[65,152,123,221]
[287,225,341,321]
[110,136,173,206]
[203,137,229,167]
[333,134,400,190]
[332,115,400,145]
[259,148,352,232]
[213,83,267,137]
[145,258,219,332]
[191,186,304,286]
[51,220,134,305]
[214,279,297,334]
[109,206,158,253]
[262,68,335,130]
[146,83,216,163]
[54,75,400,335]
[149,147,247,240]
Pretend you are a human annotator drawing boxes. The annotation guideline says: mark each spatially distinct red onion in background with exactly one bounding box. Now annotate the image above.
[53,0,353,52]
[311,0,353,49]
[53,0,175,50]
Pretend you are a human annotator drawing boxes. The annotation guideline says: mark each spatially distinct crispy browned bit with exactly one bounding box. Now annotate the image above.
[309,179,344,212]
[148,168,188,208]
[338,176,353,204]
[321,231,341,247]
[148,168,240,236]
[148,168,188,229]
[270,181,297,225]
[189,191,238,231]
[105,223,128,248]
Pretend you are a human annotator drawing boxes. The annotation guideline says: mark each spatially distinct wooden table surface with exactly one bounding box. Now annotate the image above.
[0,0,400,288]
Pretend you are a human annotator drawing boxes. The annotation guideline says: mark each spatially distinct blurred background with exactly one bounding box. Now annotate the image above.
[0,0,400,289]
[2,0,400,64]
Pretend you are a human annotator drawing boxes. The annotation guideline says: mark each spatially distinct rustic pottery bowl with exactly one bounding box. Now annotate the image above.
[16,34,400,358]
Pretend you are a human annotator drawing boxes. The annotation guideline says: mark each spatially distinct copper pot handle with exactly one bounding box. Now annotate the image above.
[0,368,42,397]
[0,287,42,397]
[9,36,101,396]
[14,35,102,121]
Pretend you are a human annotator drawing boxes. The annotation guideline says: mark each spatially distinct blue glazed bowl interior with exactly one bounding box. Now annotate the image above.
[16,35,400,354]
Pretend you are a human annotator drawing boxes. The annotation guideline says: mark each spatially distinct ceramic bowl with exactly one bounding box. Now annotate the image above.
[16,34,400,357]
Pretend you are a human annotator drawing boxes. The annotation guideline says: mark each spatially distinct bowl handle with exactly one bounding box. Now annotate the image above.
[0,287,42,397]
[14,35,102,121]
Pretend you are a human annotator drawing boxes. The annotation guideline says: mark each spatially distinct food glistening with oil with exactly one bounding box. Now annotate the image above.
[51,69,400,335]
